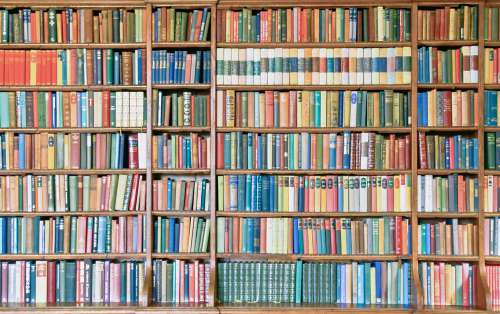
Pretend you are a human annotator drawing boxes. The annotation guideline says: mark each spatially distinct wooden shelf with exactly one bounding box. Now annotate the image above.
[151,253,210,260]
[0,43,146,49]
[484,212,500,217]
[417,255,479,262]
[216,253,411,261]
[485,41,500,47]
[153,126,211,132]
[0,211,145,217]
[152,211,211,217]
[484,126,500,131]
[152,41,211,48]
[216,127,411,133]
[152,169,210,175]
[417,126,478,132]
[417,169,479,175]
[217,305,414,314]
[216,169,412,175]
[482,170,499,175]
[417,83,478,90]
[485,256,500,263]
[417,40,479,46]
[152,84,211,90]
[216,42,412,48]
[0,253,147,260]
[0,169,146,175]
[417,212,479,219]
[0,85,147,91]
[217,84,412,91]
[216,211,412,218]
[482,83,500,90]
[0,127,147,133]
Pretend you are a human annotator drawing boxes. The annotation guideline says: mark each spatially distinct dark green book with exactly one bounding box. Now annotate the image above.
[486,132,496,169]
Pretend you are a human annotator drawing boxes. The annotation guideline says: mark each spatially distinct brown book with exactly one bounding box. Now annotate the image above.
[83,9,93,43]
[62,92,71,127]
[70,133,80,169]
[69,92,78,127]
[85,49,94,85]
[161,8,167,42]
[122,51,132,85]
[78,175,84,211]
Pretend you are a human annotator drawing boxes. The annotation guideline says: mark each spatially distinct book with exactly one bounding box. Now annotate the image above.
[484,176,500,213]
[0,8,146,43]
[417,175,479,213]
[216,47,412,85]
[0,174,146,212]
[0,260,145,304]
[153,177,210,212]
[417,90,478,127]
[486,132,500,170]
[152,133,210,169]
[216,7,410,43]
[216,216,410,255]
[417,5,478,40]
[151,50,211,84]
[152,91,210,127]
[154,217,210,253]
[0,132,147,170]
[485,217,500,256]
[418,218,477,255]
[0,215,146,254]
[485,7,500,41]
[217,90,411,128]
[0,91,146,128]
[216,175,411,213]
[152,8,211,42]
[419,262,476,306]
[217,261,411,305]
[418,46,479,84]
[486,265,500,309]
[217,132,411,170]
[418,132,478,169]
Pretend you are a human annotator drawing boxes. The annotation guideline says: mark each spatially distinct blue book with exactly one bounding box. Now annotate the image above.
[185,137,192,168]
[168,218,175,252]
[357,263,364,304]
[340,264,346,303]
[0,218,5,253]
[97,216,107,253]
[81,92,88,127]
[403,262,409,305]
[338,92,344,127]
[174,219,180,252]
[295,260,302,304]
[314,91,321,126]
[18,134,25,169]
[137,49,143,84]
[375,262,382,303]
[245,175,252,211]
[247,218,254,253]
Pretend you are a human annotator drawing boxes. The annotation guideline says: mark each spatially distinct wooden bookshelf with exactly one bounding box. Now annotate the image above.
[0,0,497,313]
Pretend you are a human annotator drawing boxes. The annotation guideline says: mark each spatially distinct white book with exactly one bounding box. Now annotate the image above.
[360,177,368,212]
[238,49,246,85]
[136,92,144,127]
[342,48,350,84]
[223,49,231,85]
[371,48,380,84]
[356,48,364,84]
[298,48,305,85]
[115,91,123,127]
[216,48,224,84]
[35,261,48,304]
[350,91,357,127]
[282,48,290,85]
[122,91,130,127]
[360,132,369,169]
[267,49,275,85]
[138,133,147,169]
[424,175,434,212]
[93,91,102,127]
[293,8,299,42]
[319,48,327,84]
[327,48,334,85]
[253,48,261,85]
[296,91,303,127]
[246,48,254,85]
[231,48,239,85]
[320,91,327,127]
[216,90,224,127]
[261,49,268,85]
[387,47,396,84]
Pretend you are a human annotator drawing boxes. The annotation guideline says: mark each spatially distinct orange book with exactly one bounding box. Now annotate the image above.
[188,263,195,303]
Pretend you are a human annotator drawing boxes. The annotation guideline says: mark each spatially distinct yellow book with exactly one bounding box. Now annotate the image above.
[343,91,351,127]
[346,263,352,303]
[340,218,347,254]
[395,47,403,83]
[320,178,327,212]
[289,48,298,85]
[370,266,376,304]
[30,51,37,85]
[394,176,401,212]
[47,133,55,169]
[320,91,327,127]
[63,134,70,168]
[304,48,312,84]
[449,9,456,40]
[283,177,289,212]
[464,6,470,40]
[296,91,303,127]
[302,91,310,127]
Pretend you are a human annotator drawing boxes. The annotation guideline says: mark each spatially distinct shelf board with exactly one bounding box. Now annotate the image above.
[152,41,211,48]
[0,211,145,217]
[151,253,210,260]
[417,212,479,219]
[0,43,146,49]
[482,84,500,90]
[153,126,211,133]
[485,41,500,47]
[482,170,500,175]
[217,304,414,314]
[417,127,478,132]
[0,127,147,133]
[417,169,479,175]
[216,127,411,133]
[0,169,146,175]
[417,83,478,90]
[217,84,412,91]
[484,212,500,217]
[0,85,147,91]
[485,256,500,262]
[216,42,412,48]
[152,169,210,175]
[216,169,411,175]
[216,211,412,218]
[152,84,211,90]
[417,255,479,262]
[152,211,211,217]
[484,126,500,132]
[0,253,146,260]
[417,40,479,46]
[216,254,411,261]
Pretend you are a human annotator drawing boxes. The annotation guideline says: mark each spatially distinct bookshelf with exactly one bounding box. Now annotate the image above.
[0,0,498,313]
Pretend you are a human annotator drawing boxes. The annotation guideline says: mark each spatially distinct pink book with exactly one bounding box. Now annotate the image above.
[326,176,333,212]
[194,260,199,304]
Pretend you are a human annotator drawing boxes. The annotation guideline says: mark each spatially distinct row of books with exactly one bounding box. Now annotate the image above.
[217,90,411,129]
[485,132,500,170]
[152,8,211,43]
[485,7,500,41]
[0,174,146,213]
[216,132,411,170]
[0,91,146,129]
[0,260,145,304]
[418,133,479,170]
[153,177,210,212]
[216,7,410,43]
[419,262,476,306]
[485,90,500,127]
[0,9,146,43]
[417,46,479,84]
[485,176,500,213]
[0,49,146,86]
[417,219,477,256]
[0,132,147,170]
[216,217,410,255]
[417,6,478,41]
[152,133,209,169]
[216,47,412,86]
[417,90,478,127]
[151,50,211,84]
[486,265,500,308]
[153,217,210,253]
[0,215,146,254]
[484,48,500,84]
[217,261,411,305]
[152,91,210,127]
[417,175,478,213]
[485,217,500,256]
[152,260,209,304]
[216,175,411,213]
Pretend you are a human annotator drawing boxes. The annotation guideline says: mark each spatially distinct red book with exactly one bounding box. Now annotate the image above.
[233,217,239,252]
[0,50,5,85]
[387,178,394,212]
[216,133,225,169]
[128,174,139,211]
[418,132,428,168]
[188,263,195,303]
[260,218,266,253]
[47,261,56,304]
[463,264,469,306]
[70,133,80,169]
[449,137,455,169]
[50,50,57,85]
[264,91,274,127]
[395,216,402,255]
[128,134,138,169]
[46,92,53,128]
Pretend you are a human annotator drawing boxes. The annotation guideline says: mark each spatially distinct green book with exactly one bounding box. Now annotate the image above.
[166,262,173,303]
[106,49,114,85]
[112,10,120,43]
[69,175,78,212]
[109,174,119,210]
[486,132,496,169]
[180,12,188,41]
[168,9,176,41]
